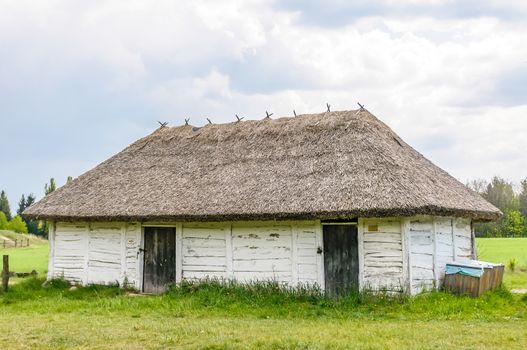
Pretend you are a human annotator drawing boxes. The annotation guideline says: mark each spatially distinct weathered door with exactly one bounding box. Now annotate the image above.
[323,224,359,296]
[143,227,176,293]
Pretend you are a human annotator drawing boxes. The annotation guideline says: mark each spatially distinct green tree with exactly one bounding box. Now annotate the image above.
[66,176,73,184]
[40,178,57,237]
[17,194,26,216]
[45,178,57,195]
[8,215,28,234]
[0,190,12,221]
[466,179,488,194]
[519,178,527,218]
[25,193,36,207]
[484,176,519,213]
[502,210,524,237]
[0,212,8,230]
[469,177,525,237]
[18,193,39,235]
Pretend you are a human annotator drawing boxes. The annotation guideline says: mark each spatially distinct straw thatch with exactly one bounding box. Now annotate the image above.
[24,110,500,222]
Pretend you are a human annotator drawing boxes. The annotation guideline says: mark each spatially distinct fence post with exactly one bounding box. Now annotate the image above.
[2,255,8,292]
[27,238,30,247]
[2,239,4,248]
[15,239,17,248]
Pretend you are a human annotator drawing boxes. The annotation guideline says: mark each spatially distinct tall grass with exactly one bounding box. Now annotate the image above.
[165,278,414,314]
[0,277,125,303]
[2,277,525,322]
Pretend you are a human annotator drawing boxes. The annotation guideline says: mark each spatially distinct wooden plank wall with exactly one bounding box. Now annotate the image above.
[87,223,122,284]
[405,216,473,294]
[182,223,227,280]
[52,223,87,283]
[51,222,142,289]
[232,224,293,283]
[408,218,435,293]
[51,221,323,290]
[361,218,405,291]
[295,225,320,285]
[435,217,455,283]
[124,223,141,288]
[50,217,472,293]
[454,218,472,261]
[178,222,321,285]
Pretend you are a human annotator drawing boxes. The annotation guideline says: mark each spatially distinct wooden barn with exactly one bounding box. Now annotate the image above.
[24,110,500,294]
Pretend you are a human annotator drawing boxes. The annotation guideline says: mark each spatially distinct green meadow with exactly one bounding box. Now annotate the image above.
[477,238,527,290]
[0,234,526,349]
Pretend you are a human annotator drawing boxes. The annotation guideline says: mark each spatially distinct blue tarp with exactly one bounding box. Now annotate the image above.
[445,264,484,278]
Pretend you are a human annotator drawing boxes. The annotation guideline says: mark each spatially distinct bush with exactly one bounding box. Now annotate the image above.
[8,215,28,233]
[0,212,8,230]
[507,258,517,272]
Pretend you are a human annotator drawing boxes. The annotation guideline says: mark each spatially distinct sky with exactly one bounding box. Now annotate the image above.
[1,0,526,213]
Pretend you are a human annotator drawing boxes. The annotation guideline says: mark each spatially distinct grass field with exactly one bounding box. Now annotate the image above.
[477,238,527,290]
[0,230,49,283]
[477,238,527,266]
[0,233,526,349]
[0,278,526,349]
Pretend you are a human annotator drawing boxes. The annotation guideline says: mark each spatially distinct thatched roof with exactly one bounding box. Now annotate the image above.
[24,110,500,222]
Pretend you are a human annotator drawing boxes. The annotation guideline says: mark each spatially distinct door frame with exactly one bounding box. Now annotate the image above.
[321,220,365,291]
[321,222,360,295]
[139,223,182,293]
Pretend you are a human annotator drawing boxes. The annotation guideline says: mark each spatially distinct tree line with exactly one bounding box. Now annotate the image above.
[467,176,527,237]
[0,177,68,236]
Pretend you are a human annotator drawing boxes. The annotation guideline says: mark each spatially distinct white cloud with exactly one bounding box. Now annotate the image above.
[1,0,526,207]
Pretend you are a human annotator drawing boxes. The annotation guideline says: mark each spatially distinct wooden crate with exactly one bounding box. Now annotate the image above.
[443,264,504,297]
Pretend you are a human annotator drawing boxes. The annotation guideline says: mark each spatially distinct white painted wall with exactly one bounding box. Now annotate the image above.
[454,218,473,261]
[177,221,323,286]
[124,223,141,288]
[182,223,228,280]
[404,216,473,294]
[360,218,406,292]
[52,222,88,283]
[86,223,122,284]
[48,216,473,294]
[435,217,456,283]
[50,220,324,291]
[295,224,322,285]
[407,218,435,292]
[232,224,293,283]
[49,222,142,289]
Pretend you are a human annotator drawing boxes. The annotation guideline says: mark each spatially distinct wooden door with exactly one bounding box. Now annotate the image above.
[323,224,359,296]
[143,227,176,293]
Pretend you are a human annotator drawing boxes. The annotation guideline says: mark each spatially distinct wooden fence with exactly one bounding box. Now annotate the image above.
[1,239,30,249]
[2,255,8,292]
[1,255,39,292]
